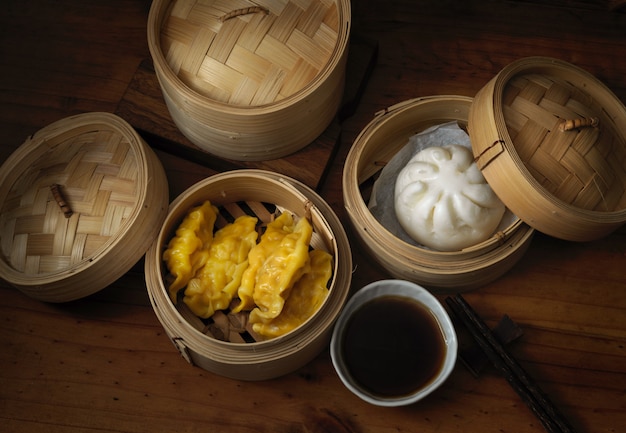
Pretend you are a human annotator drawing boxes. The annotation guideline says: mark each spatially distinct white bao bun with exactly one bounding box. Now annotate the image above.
[394,144,505,251]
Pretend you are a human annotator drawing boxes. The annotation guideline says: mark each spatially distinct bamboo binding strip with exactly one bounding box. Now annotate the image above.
[147,0,351,161]
[0,113,169,302]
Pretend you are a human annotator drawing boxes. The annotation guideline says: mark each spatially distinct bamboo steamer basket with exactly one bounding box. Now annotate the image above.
[343,95,535,292]
[0,112,169,302]
[144,169,352,380]
[147,0,351,161]
[469,57,626,241]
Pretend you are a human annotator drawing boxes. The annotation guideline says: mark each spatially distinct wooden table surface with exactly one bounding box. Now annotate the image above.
[1,1,625,432]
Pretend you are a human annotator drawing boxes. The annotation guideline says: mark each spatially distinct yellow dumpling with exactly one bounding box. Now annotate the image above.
[248,215,313,324]
[162,201,217,302]
[252,249,332,338]
[233,212,312,320]
[183,215,258,319]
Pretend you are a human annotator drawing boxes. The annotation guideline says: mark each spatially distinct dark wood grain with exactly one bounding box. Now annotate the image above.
[1,1,625,433]
[447,295,577,433]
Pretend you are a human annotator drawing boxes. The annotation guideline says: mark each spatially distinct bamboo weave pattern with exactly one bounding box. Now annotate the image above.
[502,74,626,212]
[1,130,139,275]
[160,0,340,105]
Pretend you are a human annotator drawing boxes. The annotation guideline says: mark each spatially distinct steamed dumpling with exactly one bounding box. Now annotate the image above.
[394,144,505,251]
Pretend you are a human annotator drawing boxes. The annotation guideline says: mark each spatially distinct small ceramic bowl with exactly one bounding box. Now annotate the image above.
[330,279,457,406]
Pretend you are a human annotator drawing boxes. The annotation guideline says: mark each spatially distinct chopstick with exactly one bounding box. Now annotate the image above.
[445,294,577,433]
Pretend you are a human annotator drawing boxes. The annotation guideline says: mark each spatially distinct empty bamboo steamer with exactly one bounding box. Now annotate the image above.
[144,169,352,380]
[147,0,351,161]
[469,57,626,241]
[343,96,535,292]
[0,112,169,302]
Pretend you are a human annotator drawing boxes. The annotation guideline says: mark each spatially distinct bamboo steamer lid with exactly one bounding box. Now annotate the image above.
[144,169,352,380]
[0,113,169,302]
[343,96,534,292]
[469,57,626,241]
[147,0,351,161]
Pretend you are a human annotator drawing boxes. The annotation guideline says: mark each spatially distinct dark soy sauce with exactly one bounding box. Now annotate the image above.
[342,295,446,397]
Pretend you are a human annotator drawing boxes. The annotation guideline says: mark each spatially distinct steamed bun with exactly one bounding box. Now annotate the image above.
[394,144,505,251]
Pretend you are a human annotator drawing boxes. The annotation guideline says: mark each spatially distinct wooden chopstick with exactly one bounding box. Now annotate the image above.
[445,294,577,433]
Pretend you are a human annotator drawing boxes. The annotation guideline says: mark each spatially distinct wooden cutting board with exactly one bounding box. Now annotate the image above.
[115,34,378,191]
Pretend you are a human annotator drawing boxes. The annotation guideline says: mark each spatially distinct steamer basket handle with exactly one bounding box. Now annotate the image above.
[220,6,269,22]
[50,183,73,218]
[559,116,599,132]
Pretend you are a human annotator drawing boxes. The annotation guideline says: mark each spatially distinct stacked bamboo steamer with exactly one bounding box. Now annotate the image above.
[0,113,169,302]
[144,170,352,380]
[343,57,626,292]
[147,0,351,161]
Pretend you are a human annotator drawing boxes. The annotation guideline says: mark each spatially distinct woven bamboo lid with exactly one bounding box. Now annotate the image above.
[158,0,345,105]
[469,57,626,241]
[147,0,351,160]
[0,113,169,302]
